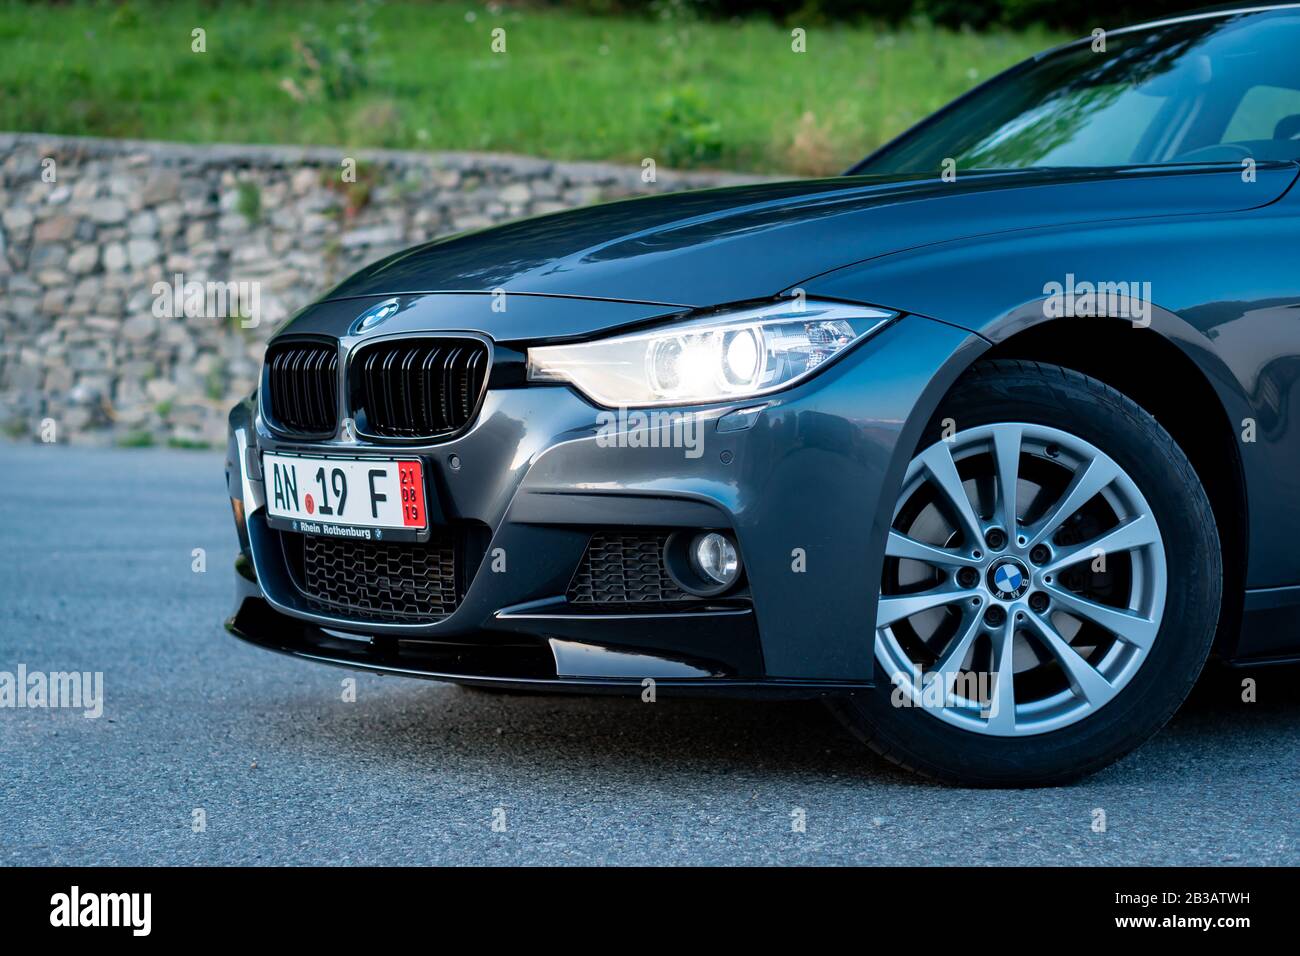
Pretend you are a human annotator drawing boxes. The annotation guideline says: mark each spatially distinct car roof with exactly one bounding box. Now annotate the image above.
[1039,3,1300,60]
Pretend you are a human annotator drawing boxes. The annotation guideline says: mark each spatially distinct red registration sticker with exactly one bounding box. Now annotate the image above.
[398,461,426,528]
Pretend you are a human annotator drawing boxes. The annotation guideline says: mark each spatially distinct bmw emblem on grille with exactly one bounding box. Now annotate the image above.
[988,558,1030,600]
[351,297,401,334]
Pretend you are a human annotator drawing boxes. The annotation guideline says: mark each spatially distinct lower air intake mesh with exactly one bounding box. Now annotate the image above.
[298,534,460,622]
[567,532,691,605]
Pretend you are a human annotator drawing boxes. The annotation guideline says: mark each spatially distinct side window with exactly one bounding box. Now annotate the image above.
[1223,85,1300,142]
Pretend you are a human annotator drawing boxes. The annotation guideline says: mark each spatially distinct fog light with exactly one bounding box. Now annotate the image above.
[691,532,740,587]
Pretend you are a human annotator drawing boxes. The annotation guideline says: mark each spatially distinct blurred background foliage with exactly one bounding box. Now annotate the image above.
[561,0,1195,31]
[1,1,1186,173]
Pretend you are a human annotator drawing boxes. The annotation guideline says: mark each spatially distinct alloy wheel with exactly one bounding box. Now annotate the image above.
[876,423,1168,736]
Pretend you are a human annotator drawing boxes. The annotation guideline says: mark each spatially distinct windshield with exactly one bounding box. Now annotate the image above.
[855,9,1300,175]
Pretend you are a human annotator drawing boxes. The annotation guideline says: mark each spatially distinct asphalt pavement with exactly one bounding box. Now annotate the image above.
[1,442,1296,865]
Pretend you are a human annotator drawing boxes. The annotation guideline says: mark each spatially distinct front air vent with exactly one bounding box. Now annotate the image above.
[567,532,693,606]
[264,341,339,437]
[351,338,489,440]
[297,532,461,622]
[277,523,492,623]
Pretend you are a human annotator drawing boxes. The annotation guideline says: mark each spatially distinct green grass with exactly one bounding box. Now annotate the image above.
[115,429,157,448]
[166,436,214,450]
[0,1,1065,174]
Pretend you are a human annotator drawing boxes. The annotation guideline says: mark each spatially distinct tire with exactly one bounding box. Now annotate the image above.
[828,360,1222,787]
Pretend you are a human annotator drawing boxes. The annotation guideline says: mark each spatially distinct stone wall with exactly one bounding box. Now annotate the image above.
[0,132,766,447]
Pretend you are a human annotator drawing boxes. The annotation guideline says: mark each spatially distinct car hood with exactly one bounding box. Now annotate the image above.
[321,164,1297,315]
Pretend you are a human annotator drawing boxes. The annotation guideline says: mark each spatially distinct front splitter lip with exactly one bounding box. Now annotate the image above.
[224,596,870,699]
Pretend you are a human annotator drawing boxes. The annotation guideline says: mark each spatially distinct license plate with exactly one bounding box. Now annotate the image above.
[263,453,427,541]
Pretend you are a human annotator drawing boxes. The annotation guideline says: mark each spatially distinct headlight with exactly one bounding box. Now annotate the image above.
[526,299,895,407]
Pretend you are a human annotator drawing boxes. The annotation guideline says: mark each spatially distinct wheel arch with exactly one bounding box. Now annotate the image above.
[799,212,1292,664]
[945,319,1248,657]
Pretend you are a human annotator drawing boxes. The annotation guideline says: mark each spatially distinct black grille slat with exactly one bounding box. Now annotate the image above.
[363,350,380,435]
[440,347,460,432]
[292,349,307,428]
[269,350,283,427]
[286,349,300,426]
[265,342,337,436]
[420,346,441,434]
[400,347,418,432]
[381,348,399,430]
[352,338,488,439]
[460,350,484,422]
[297,534,460,622]
[567,533,691,605]
[298,350,312,426]
[290,350,302,426]
[311,349,331,428]
[305,350,320,427]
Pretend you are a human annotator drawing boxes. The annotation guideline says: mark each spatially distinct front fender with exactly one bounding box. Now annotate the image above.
[798,204,1300,590]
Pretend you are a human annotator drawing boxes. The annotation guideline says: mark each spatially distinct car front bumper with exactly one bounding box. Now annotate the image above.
[224,313,984,695]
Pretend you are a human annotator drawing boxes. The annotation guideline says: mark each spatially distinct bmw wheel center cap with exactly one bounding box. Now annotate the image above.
[989,558,1030,600]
